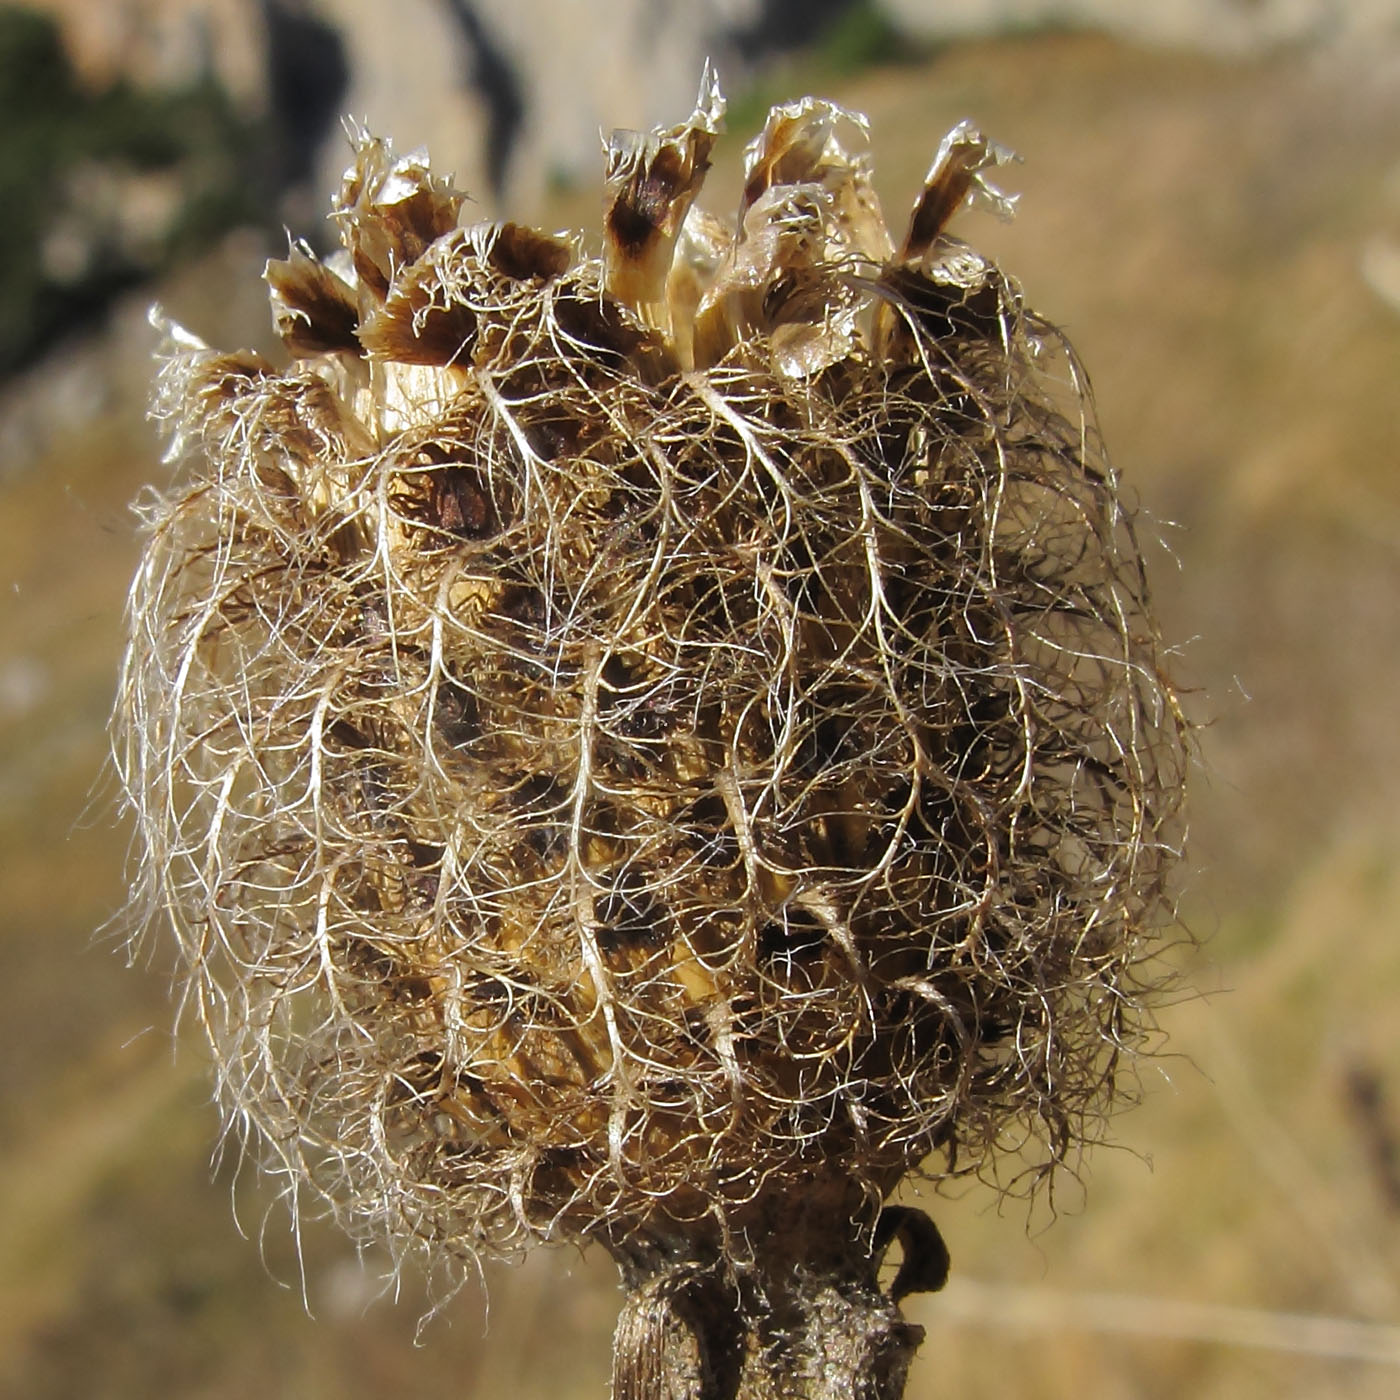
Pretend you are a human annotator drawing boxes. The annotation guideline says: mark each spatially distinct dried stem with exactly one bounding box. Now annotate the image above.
[607,1188,945,1400]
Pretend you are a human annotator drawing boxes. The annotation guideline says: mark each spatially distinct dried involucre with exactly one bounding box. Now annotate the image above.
[117,70,1186,1325]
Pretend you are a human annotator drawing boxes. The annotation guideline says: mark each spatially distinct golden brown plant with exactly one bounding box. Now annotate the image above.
[116,67,1187,1398]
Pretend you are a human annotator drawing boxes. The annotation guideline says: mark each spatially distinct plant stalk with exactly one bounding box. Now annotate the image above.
[608,1200,947,1400]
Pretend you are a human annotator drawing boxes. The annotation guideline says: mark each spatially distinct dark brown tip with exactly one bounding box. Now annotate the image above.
[607,147,700,261]
[265,244,362,358]
[488,222,573,281]
[357,245,479,366]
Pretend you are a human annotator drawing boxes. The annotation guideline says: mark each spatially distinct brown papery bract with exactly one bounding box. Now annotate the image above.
[115,66,1187,1388]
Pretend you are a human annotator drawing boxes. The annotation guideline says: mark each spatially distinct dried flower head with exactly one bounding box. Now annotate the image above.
[116,66,1185,1326]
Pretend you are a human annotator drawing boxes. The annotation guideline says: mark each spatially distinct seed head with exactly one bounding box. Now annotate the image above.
[116,69,1187,1288]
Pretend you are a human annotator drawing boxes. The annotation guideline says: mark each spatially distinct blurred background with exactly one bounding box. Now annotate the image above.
[2,2,1400,1397]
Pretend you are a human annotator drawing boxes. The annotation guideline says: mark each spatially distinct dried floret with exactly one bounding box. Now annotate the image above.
[116,67,1187,1398]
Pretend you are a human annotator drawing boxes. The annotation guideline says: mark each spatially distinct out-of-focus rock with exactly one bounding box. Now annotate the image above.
[315,0,761,217]
[877,0,1400,55]
[41,164,185,287]
[19,1,788,219]
[22,1,1400,229]
[468,0,761,208]
[307,0,494,217]
[23,0,268,112]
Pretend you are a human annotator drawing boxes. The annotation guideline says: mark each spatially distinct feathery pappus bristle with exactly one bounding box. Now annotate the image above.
[116,66,1188,1305]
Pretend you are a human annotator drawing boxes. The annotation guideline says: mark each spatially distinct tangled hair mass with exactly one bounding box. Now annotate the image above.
[116,70,1187,1293]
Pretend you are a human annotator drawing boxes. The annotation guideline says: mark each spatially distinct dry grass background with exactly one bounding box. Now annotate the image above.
[2,27,1399,1400]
